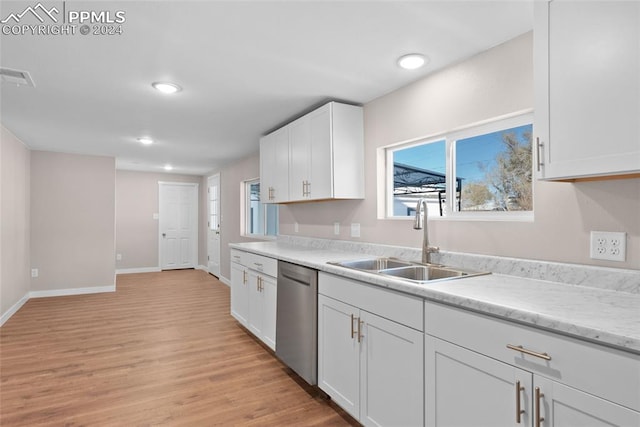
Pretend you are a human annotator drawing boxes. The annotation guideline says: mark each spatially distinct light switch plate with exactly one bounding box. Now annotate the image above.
[351,223,360,238]
[334,222,340,235]
[153,213,159,220]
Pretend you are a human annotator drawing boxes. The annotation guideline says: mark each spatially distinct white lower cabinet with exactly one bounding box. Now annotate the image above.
[229,249,277,350]
[230,261,249,327]
[426,336,533,427]
[318,273,424,426]
[536,376,640,427]
[425,301,640,427]
[248,270,276,350]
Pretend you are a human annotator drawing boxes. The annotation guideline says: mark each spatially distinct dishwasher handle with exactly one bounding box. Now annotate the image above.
[278,262,317,287]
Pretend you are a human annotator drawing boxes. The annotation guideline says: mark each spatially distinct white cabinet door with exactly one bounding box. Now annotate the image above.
[425,336,533,427]
[318,295,360,420]
[260,128,289,203]
[534,0,640,179]
[289,115,311,201]
[247,270,264,339]
[261,273,277,351]
[360,310,424,427]
[535,376,640,427]
[308,103,333,200]
[230,262,249,327]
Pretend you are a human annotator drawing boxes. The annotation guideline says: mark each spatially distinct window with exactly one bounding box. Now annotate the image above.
[244,179,278,237]
[387,113,533,219]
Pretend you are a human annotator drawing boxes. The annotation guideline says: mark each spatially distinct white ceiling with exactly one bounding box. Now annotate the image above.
[0,1,533,176]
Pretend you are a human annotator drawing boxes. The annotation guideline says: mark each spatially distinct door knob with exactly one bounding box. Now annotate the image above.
[162,233,166,238]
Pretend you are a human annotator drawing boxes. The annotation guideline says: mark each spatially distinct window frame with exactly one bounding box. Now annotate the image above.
[385,111,534,222]
[242,178,278,239]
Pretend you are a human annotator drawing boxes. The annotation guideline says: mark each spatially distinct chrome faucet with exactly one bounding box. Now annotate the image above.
[414,198,439,264]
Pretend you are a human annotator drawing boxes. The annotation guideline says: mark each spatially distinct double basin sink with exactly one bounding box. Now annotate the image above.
[328,257,489,284]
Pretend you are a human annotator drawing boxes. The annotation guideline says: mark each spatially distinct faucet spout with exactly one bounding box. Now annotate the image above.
[414,198,439,264]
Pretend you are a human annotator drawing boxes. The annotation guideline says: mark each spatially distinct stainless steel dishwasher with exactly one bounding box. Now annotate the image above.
[275,261,318,385]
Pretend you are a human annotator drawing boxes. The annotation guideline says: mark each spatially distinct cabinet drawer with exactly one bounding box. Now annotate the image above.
[319,272,423,331]
[425,301,640,411]
[247,253,278,278]
[230,249,247,266]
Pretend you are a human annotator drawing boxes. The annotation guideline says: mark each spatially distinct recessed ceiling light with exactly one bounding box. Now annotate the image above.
[164,164,173,171]
[137,137,153,145]
[397,53,427,70]
[152,82,182,94]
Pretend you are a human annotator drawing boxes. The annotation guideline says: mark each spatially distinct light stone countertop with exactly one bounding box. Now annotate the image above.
[230,240,640,354]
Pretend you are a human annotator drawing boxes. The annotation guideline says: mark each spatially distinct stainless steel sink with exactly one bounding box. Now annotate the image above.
[380,265,467,281]
[328,257,413,271]
[328,257,489,284]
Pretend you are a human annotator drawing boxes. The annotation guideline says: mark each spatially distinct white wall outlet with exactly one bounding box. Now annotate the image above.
[334,222,340,235]
[590,231,626,262]
[294,222,299,233]
[31,268,38,278]
[153,213,159,220]
[116,253,122,261]
[351,223,361,238]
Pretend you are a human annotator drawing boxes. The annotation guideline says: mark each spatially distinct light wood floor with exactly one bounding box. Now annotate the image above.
[1,270,358,426]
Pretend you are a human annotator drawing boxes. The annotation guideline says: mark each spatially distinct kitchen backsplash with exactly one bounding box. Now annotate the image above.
[277,235,640,294]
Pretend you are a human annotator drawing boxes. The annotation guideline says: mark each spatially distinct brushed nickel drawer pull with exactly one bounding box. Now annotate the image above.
[350,314,356,339]
[536,137,544,172]
[507,344,551,361]
[357,319,364,343]
[535,387,545,427]
[515,380,525,423]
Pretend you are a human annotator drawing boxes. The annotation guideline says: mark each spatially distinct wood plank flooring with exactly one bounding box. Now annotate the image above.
[1,270,358,426]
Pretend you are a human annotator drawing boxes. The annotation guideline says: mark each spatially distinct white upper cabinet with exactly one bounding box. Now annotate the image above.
[260,101,364,203]
[260,128,289,204]
[534,0,640,180]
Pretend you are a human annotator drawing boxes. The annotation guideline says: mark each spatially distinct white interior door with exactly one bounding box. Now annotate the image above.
[207,174,221,277]
[159,182,198,270]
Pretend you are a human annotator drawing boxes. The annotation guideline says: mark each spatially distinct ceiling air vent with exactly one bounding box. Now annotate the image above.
[0,67,35,87]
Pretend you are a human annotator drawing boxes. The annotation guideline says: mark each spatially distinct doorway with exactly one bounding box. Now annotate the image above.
[207,174,221,277]
[158,182,199,270]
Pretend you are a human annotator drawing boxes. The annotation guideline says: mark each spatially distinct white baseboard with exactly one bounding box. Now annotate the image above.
[116,267,161,274]
[196,265,208,271]
[1,285,116,327]
[29,285,116,298]
[0,292,30,327]
[219,275,231,287]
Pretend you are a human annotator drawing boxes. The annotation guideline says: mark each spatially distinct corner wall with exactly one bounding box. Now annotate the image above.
[115,170,203,271]
[0,126,31,323]
[213,152,263,282]
[30,151,116,293]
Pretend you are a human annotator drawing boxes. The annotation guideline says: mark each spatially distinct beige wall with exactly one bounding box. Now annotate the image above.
[30,151,116,291]
[214,152,263,281]
[115,170,203,270]
[1,126,31,318]
[278,32,640,270]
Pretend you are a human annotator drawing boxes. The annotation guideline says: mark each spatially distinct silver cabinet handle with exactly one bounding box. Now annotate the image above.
[535,387,545,427]
[507,344,551,361]
[515,380,525,423]
[536,137,544,172]
[350,314,356,339]
[357,319,364,343]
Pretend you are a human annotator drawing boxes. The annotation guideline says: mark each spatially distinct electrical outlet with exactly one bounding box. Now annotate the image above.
[294,222,299,233]
[590,231,626,262]
[334,222,340,235]
[31,268,38,278]
[116,253,122,261]
[351,223,361,238]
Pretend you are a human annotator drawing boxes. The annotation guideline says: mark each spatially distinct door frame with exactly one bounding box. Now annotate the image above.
[158,181,199,270]
[207,173,221,277]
